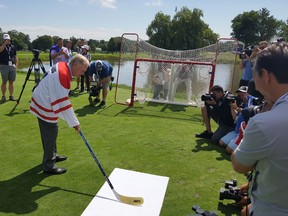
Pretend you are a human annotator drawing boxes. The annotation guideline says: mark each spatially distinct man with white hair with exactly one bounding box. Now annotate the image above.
[30,54,89,175]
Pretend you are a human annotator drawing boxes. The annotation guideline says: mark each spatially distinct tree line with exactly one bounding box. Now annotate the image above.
[1,7,288,52]
[147,7,288,49]
[0,29,121,54]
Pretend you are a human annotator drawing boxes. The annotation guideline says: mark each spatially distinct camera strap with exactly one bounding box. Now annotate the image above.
[94,67,100,80]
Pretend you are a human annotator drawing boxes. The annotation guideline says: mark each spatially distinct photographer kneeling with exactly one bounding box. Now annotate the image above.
[88,60,113,108]
[195,85,235,145]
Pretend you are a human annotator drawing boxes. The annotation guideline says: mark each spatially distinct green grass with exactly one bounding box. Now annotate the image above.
[0,72,246,216]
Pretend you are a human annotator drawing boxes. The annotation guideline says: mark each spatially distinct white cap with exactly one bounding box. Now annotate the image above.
[3,34,11,40]
[95,60,103,71]
[81,45,90,50]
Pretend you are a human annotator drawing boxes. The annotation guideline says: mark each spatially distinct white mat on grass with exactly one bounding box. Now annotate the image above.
[81,168,169,216]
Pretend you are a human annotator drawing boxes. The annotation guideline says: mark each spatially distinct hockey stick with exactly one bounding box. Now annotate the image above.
[79,130,144,206]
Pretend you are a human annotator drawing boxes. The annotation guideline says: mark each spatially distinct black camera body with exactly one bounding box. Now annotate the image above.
[191,205,218,216]
[201,93,216,101]
[89,80,101,97]
[252,97,263,106]
[219,179,247,203]
[239,45,255,59]
[219,186,247,203]
[225,179,238,189]
[90,86,100,97]
[225,93,237,103]
[242,104,263,124]
[32,49,40,60]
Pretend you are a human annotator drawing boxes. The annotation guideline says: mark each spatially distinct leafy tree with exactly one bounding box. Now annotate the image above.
[202,25,219,46]
[257,8,279,40]
[146,12,172,49]
[32,35,53,51]
[107,37,121,53]
[171,7,205,50]
[231,8,280,45]
[98,39,108,52]
[146,7,218,50]
[87,39,100,52]
[278,19,288,41]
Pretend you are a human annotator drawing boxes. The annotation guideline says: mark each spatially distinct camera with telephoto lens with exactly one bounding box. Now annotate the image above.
[219,179,247,203]
[89,80,101,97]
[239,45,255,59]
[32,49,40,60]
[252,97,264,106]
[201,93,216,101]
[225,93,237,103]
[241,104,263,124]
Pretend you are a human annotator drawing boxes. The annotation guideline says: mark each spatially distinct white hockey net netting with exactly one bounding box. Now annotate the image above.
[114,33,239,107]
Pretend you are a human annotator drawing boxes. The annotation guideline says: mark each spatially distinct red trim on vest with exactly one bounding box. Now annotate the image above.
[31,97,54,113]
[54,104,72,114]
[58,62,72,89]
[51,96,69,106]
[30,106,58,121]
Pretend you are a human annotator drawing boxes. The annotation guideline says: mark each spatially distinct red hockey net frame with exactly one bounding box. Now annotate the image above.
[114,33,239,107]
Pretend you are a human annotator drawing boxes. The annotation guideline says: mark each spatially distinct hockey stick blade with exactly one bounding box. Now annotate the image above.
[79,130,144,206]
[112,189,144,205]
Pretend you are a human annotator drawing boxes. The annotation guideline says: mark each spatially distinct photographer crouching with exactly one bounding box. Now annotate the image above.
[195,85,236,145]
[88,60,113,108]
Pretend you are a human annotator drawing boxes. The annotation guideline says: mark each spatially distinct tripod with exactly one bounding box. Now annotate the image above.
[10,53,46,114]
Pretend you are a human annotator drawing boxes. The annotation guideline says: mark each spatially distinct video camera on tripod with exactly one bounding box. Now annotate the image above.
[10,49,46,114]
[31,49,43,84]
[32,49,40,60]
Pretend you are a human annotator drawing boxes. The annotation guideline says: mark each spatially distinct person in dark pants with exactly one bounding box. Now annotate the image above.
[79,45,91,93]
[195,85,235,145]
[30,54,89,175]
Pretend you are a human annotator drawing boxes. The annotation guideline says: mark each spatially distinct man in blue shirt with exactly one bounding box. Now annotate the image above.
[88,60,113,107]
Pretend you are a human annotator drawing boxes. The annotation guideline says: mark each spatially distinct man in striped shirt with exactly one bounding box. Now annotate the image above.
[30,54,89,175]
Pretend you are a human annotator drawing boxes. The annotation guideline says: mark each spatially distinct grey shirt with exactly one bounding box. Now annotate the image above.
[234,93,288,215]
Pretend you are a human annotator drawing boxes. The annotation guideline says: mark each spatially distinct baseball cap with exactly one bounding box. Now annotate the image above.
[95,60,103,71]
[81,45,89,50]
[3,34,11,40]
[235,86,248,93]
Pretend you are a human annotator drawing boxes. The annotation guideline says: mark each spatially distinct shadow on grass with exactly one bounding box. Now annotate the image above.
[75,104,104,116]
[69,90,88,98]
[192,138,215,152]
[147,102,188,112]
[192,138,231,161]
[99,103,203,122]
[5,108,30,117]
[0,164,58,214]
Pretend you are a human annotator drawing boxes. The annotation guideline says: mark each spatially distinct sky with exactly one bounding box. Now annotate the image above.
[0,0,288,42]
